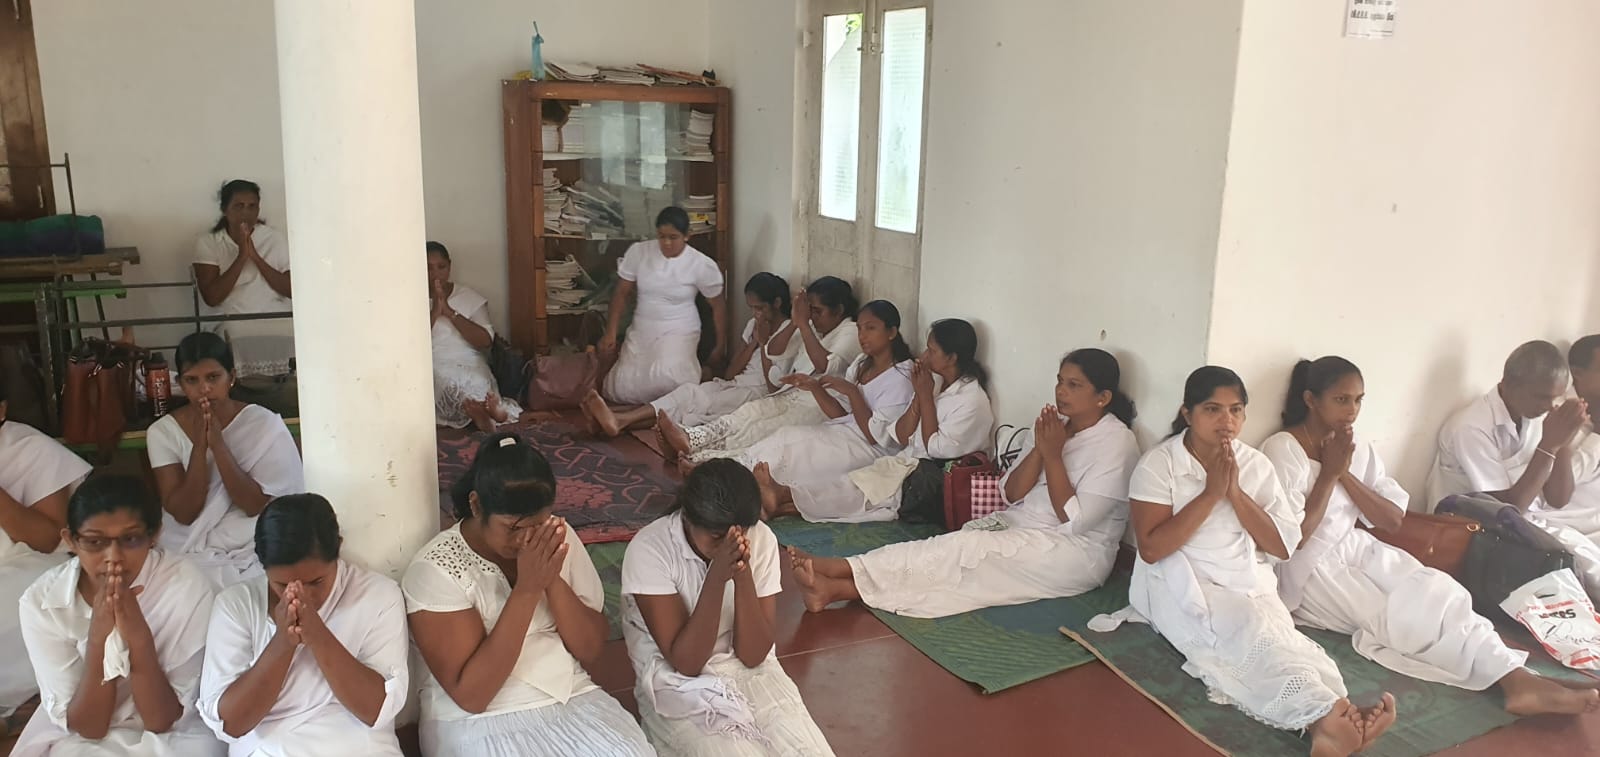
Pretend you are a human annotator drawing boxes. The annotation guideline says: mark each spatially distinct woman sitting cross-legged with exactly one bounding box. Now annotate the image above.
[737,300,918,516]
[1263,356,1598,716]
[754,318,993,524]
[404,434,654,757]
[148,332,306,592]
[658,277,863,466]
[429,241,524,432]
[1096,366,1395,757]
[622,460,834,756]
[788,348,1138,616]
[198,494,411,755]
[584,272,795,437]
[13,475,224,757]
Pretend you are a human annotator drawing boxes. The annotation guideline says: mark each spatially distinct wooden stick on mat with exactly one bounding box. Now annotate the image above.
[1059,627,1230,757]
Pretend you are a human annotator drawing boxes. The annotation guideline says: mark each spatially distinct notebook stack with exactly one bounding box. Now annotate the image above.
[545,256,593,313]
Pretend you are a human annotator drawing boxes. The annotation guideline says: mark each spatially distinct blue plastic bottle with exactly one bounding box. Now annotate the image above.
[530,22,545,81]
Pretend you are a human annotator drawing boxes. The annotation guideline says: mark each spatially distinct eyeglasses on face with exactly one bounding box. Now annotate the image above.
[73,533,153,553]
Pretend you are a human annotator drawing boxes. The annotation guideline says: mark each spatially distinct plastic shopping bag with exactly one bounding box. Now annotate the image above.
[1499,568,1600,670]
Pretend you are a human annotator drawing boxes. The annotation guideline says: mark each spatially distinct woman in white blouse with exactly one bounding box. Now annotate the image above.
[403,435,653,757]
[428,241,523,432]
[148,333,305,592]
[0,386,93,720]
[755,318,993,525]
[585,273,794,436]
[199,494,411,755]
[659,277,863,467]
[622,460,834,756]
[600,207,729,406]
[789,349,1136,617]
[1263,356,1598,716]
[742,301,918,510]
[1103,366,1395,756]
[14,475,224,757]
[192,179,294,379]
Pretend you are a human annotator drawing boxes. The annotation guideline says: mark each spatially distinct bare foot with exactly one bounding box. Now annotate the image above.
[580,390,622,437]
[786,545,817,571]
[464,400,495,433]
[485,393,512,424]
[1358,692,1397,752]
[675,458,698,478]
[1309,699,1364,757]
[794,558,833,613]
[654,421,678,463]
[753,462,782,519]
[1502,668,1600,716]
[659,412,692,457]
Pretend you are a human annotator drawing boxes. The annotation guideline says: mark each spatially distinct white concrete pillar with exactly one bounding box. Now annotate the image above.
[274,0,437,578]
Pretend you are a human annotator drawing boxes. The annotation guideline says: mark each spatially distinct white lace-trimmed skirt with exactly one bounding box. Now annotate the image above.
[420,689,655,757]
[433,355,523,429]
[637,657,835,757]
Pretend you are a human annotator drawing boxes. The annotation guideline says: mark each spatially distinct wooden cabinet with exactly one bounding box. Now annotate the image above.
[500,80,731,355]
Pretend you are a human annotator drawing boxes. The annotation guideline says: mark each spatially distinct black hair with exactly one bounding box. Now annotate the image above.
[1570,334,1600,371]
[67,475,162,536]
[426,241,451,261]
[176,331,236,376]
[858,300,914,363]
[666,459,760,531]
[928,319,988,389]
[655,206,690,235]
[449,433,557,521]
[255,494,342,567]
[743,272,792,318]
[1503,340,1568,387]
[211,179,263,233]
[804,276,859,320]
[1281,356,1362,428]
[1169,366,1248,437]
[1063,348,1137,427]
[0,372,7,406]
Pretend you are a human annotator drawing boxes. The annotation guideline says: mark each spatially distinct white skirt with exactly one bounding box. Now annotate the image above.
[848,526,1114,618]
[0,550,68,714]
[433,353,525,429]
[421,689,655,757]
[1292,529,1524,690]
[637,658,834,757]
[688,393,828,464]
[651,380,766,427]
[606,330,702,406]
[738,424,880,488]
[1136,562,1346,731]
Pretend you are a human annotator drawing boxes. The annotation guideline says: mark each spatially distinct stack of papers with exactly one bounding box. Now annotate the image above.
[541,124,561,152]
[561,105,591,155]
[683,111,714,157]
[681,194,716,234]
[567,182,625,237]
[545,255,595,312]
[597,66,655,86]
[541,169,566,233]
[545,62,598,82]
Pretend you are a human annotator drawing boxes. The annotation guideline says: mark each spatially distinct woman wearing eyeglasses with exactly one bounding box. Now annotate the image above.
[14,475,225,756]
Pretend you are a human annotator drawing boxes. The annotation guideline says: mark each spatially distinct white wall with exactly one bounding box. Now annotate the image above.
[916,0,1244,446]
[1206,0,1600,496]
[708,0,802,319]
[31,0,712,342]
[32,0,285,349]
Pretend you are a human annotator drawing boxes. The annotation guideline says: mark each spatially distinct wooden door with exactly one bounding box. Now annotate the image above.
[0,0,53,221]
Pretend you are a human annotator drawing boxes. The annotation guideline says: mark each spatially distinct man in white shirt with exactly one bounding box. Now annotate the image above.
[1541,335,1600,544]
[1427,339,1600,599]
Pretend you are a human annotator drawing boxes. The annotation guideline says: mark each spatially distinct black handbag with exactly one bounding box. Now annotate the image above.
[1438,494,1576,623]
[488,337,532,404]
[898,458,950,526]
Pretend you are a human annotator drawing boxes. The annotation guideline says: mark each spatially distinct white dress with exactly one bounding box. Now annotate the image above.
[146,406,306,592]
[1262,431,1526,690]
[432,283,524,429]
[738,356,915,490]
[401,524,653,757]
[603,241,725,405]
[846,413,1140,618]
[1109,435,1346,731]
[788,376,995,524]
[1541,428,1600,543]
[194,226,294,378]
[14,551,225,757]
[0,421,92,715]
[197,560,409,756]
[621,513,834,757]
[682,320,863,464]
[650,318,794,427]
[1426,389,1600,598]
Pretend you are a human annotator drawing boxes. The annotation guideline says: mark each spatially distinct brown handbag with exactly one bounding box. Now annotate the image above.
[61,336,144,455]
[524,348,601,411]
[1363,511,1480,578]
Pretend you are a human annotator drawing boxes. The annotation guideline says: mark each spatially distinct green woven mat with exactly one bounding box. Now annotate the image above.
[767,518,1100,694]
[1058,572,1600,757]
[588,541,628,641]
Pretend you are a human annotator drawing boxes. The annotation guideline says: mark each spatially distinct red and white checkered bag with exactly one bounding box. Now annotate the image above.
[968,472,1007,521]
